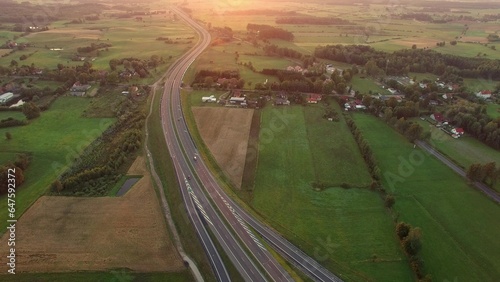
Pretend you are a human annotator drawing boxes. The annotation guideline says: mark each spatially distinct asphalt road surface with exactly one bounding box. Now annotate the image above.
[161,6,344,282]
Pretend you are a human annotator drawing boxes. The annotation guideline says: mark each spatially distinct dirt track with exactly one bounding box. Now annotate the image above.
[192,107,254,189]
[0,157,184,273]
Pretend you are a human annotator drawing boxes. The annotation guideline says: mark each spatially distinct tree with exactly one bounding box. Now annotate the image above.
[402,227,422,256]
[405,123,423,142]
[5,132,12,140]
[22,102,41,120]
[204,76,214,87]
[0,165,24,195]
[466,163,483,181]
[412,44,417,49]
[52,180,64,193]
[396,222,412,240]
[385,195,395,208]
[450,40,457,46]
[482,162,496,184]
[109,59,119,71]
[10,59,18,67]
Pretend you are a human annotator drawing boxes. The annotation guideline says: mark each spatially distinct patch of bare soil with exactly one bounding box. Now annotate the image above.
[0,157,183,273]
[192,107,254,189]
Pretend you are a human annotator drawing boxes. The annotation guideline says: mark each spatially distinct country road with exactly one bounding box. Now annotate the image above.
[416,140,500,204]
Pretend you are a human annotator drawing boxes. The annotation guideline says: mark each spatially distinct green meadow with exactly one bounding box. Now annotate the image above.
[351,74,390,95]
[352,113,500,281]
[0,97,114,232]
[487,103,500,119]
[251,105,413,281]
[0,15,195,70]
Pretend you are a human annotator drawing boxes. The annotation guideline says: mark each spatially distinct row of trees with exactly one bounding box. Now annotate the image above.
[55,110,144,196]
[396,222,428,280]
[77,43,112,54]
[247,24,294,41]
[466,162,498,186]
[262,44,303,59]
[314,45,500,80]
[275,16,350,25]
[344,113,381,183]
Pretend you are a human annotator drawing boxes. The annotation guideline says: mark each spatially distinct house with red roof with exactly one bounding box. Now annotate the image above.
[307,94,322,104]
[476,90,492,99]
[430,112,444,123]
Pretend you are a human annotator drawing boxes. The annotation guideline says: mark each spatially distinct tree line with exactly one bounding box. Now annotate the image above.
[466,162,499,187]
[247,24,294,41]
[77,43,112,54]
[54,110,144,196]
[396,222,429,281]
[275,16,351,25]
[314,44,500,80]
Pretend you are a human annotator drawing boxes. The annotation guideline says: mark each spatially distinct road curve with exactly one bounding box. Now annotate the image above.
[169,7,344,282]
[416,140,500,204]
[160,6,271,282]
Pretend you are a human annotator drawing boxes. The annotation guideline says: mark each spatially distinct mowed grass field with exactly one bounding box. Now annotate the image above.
[487,103,500,119]
[352,113,500,281]
[251,105,413,281]
[0,97,114,232]
[351,74,390,95]
[0,14,195,70]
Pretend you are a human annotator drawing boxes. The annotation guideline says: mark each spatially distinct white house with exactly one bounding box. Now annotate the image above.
[476,90,492,99]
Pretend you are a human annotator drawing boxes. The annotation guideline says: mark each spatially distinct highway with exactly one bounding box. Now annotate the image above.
[159,16,267,282]
[161,6,343,282]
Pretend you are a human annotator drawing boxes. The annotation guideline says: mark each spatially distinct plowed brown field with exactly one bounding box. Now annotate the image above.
[0,157,183,273]
[192,107,254,189]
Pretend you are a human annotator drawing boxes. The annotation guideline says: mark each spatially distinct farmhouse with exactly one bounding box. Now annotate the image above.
[70,82,91,97]
[228,97,247,107]
[430,112,445,123]
[275,97,290,106]
[452,128,465,135]
[307,94,322,104]
[476,90,492,99]
[0,92,14,104]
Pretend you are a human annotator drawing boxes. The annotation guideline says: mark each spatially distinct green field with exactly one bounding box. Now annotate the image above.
[191,42,282,88]
[0,97,114,232]
[463,78,500,93]
[304,103,372,186]
[251,105,413,281]
[433,42,500,60]
[0,15,195,71]
[0,110,25,121]
[351,74,390,95]
[487,103,500,119]
[0,270,192,282]
[352,113,500,281]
